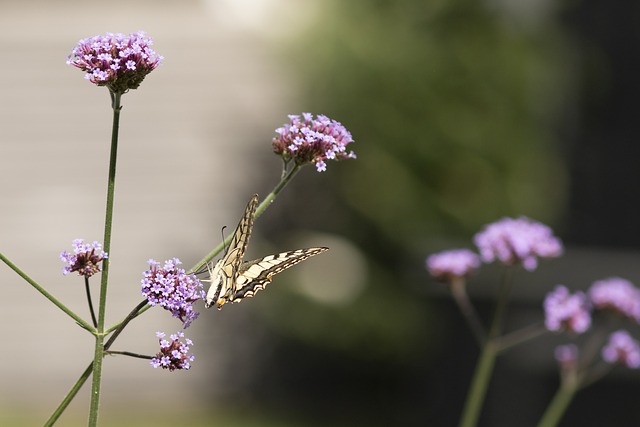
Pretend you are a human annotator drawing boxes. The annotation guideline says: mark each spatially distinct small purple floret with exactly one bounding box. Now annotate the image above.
[141,258,205,328]
[60,239,108,277]
[588,277,640,322]
[473,217,563,271]
[67,31,162,93]
[426,249,480,283]
[150,330,195,371]
[554,344,579,369]
[272,113,356,172]
[543,285,591,334]
[602,330,640,369]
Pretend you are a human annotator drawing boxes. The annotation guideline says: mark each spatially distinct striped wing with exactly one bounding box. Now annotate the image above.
[230,247,329,302]
[204,194,259,309]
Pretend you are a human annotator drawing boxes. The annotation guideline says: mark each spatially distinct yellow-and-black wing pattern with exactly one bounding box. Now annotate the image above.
[205,194,328,310]
[204,194,258,309]
[233,247,329,300]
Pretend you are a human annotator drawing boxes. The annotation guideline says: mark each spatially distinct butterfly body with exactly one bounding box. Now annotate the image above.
[204,194,328,310]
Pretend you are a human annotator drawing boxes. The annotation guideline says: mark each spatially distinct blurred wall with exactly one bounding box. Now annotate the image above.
[0,0,311,423]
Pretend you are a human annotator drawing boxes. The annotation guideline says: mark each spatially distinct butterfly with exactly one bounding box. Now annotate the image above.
[204,194,328,310]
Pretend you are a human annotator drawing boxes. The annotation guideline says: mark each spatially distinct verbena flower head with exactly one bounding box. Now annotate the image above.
[426,249,481,283]
[150,331,195,371]
[60,239,108,277]
[555,344,579,370]
[473,217,563,271]
[67,31,162,94]
[543,285,591,334]
[601,330,640,369]
[141,259,205,328]
[273,113,356,172]
[588,277,640,322]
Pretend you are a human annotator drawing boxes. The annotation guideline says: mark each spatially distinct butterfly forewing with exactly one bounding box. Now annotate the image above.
[204,194,258,309]
[204,194,328,310]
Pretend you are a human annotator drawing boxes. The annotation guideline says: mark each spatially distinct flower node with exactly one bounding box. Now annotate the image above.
[273,112,356,172]
[554,344,579,370]
[60,239,108,277]
[141,258,205,328]
[150,331,194,371]
[67,31,163,93]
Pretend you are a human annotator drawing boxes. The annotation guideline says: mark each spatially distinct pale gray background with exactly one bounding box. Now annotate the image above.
[0,0,350,422]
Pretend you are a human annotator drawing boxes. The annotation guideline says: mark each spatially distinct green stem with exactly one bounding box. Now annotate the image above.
[450,278,486,346]
[190,163,302,274]
[0,252,95,334]
[45,299,148,426]
[536,381,578,427]
[495,322,547,353]
[254,163,301,218]
[105,350,153,360]
[103,300,149,351]
[105,301,152,334]
[88,90,122,427]
[85,276,98,328]
[458,268,513,427]
[44,362,94,427]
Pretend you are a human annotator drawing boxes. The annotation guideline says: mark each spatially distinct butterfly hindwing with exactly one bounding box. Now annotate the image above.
[232,247,329,301]
[204,194,328,310]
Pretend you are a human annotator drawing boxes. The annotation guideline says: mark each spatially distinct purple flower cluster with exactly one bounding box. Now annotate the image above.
[60,239,108,277]
[150,331,194,371]
[426,249,480,283]
[588,277,640,322]
[602,330,640,369]
[67,31,162,93]
[141,259,205,328]
[473,217,563,271]
[273,113,356,172]
[543,285,591,334]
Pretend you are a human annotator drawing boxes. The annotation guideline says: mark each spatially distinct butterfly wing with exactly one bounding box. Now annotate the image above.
[228,247,329,303]
[204,194,259,309]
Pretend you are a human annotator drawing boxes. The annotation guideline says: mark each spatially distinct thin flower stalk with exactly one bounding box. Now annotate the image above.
[190,163,301,274]
[84,276,98,328]
[495,322,547,353]
[89,90,122,427]
[458,268,513,427]
[45,299,149,426]
[45,362,94,427]
[0,252,94,333]
[536,375,579,427]
[450,277,486,346]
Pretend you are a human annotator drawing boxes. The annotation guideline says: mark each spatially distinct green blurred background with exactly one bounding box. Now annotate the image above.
[2,0,640,426]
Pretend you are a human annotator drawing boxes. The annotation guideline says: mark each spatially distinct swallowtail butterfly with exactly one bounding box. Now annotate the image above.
[204,194,328,310]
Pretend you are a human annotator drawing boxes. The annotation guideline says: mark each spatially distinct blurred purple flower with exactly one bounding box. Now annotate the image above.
[473,217,563,271]
[273,113,356,172]
[426,249,480,283]
[150,331,195,371]
[554,344,579,369]
[588,277,640,322]
[60,239,108,277]
[141,258,205,328]
[543,285,591,334]
[67,31,162,93]
[602,330,640,369]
